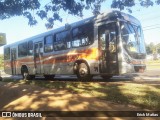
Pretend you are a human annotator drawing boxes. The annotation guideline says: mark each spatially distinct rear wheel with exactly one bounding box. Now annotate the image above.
[77,63,93,81]
[21,67,34,80]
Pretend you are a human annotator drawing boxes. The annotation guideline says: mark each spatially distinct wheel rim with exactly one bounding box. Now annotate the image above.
[21,68,29,80]
[79,67,88,77]
[23,72,28,80]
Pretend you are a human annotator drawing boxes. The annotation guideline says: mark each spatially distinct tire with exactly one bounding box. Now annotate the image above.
[44,75,55,80]
[77,63,93,81]
[0,77,2,81]
[135,67,145,73]
[101,75,112,80]
[21,67,32,80]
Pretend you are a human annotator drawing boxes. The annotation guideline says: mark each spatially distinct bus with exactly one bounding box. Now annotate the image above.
[4,10,146,80]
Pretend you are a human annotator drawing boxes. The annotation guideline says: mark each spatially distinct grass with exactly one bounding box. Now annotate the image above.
[146,59,160,69]
[146,59,160,65]
[0,68,4,70]
[1,78,160,110]
[147,65,160,69]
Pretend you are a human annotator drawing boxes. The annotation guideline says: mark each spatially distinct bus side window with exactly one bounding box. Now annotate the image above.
[28,41,33,55]
[44,35,53,52]
[18,42,28,57]
[54,31,70,51]
[72,22,93,48]
[72,39,81,47]
[4,47,10,60]
[67,41,71,49]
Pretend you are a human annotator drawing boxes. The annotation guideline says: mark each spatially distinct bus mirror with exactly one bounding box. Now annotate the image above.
[0,33,7,46]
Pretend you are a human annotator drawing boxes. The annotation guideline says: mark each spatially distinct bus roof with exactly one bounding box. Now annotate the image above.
[4,10,140,48]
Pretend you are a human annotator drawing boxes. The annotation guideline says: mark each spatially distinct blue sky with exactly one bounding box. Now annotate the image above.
[0,0,160,54]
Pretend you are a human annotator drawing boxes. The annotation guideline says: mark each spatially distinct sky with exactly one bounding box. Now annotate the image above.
[0,0,160,54]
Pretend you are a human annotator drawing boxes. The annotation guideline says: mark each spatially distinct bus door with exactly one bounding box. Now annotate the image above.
[34,42,43,74]
[11,48,17,75]
[98,23,119,74]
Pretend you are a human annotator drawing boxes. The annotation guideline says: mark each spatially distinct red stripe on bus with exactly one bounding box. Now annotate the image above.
[4,48,99,68]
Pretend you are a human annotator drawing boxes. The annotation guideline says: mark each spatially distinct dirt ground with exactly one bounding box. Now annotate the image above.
[0,80,160,120]
[0,69,160,120]
[0,81,144,111]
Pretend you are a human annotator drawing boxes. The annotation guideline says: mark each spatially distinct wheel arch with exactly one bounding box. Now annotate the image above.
[21,65,29,74]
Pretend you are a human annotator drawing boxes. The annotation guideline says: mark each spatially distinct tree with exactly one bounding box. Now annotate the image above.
[0,0,160,29]
[146,44,152,54]
[0,54,4,70]
[146,42,160,54]
[156,43,160,54]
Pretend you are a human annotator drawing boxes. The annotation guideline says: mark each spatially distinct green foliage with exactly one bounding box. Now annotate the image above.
[146,42,155,54]
[146,42,160,54]
[0,0,159,28]
[0,54,4,70]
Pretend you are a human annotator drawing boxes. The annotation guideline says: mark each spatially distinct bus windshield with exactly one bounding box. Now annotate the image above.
[121,22,146,59]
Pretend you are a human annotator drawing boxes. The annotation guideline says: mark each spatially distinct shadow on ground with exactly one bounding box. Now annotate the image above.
[0,78,160,120]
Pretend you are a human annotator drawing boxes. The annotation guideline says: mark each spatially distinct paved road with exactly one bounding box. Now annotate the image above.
[132,69,160,80]
[1,69,160,81]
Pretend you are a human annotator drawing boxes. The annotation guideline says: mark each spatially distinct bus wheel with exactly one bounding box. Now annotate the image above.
[101,75,112,80]
[21,68,31,80]
[44,75,55,80]
[77,63,92,81]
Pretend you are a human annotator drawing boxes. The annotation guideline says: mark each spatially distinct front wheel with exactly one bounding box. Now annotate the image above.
[77,63,93,81]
